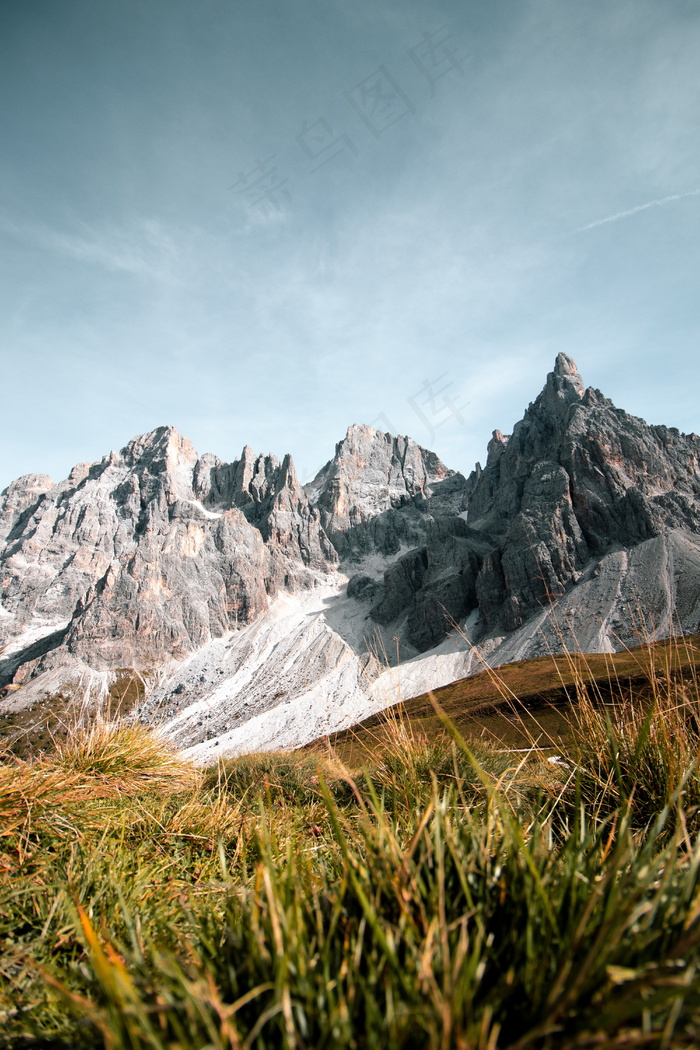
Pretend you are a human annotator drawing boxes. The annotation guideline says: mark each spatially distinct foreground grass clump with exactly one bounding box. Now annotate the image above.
[51,721,201,788]
[567,639,700,831]
[0,724,200,847]
[2,704,700,1048]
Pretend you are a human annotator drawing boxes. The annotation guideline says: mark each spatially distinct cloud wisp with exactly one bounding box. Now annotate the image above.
[0,215,184,285]
[577,189,700,232]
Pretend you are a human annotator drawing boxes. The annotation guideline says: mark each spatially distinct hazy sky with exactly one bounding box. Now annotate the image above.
[1,0,699,491]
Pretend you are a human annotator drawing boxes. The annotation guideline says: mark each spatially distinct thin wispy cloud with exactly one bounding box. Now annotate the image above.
[577,189,700,232]
[0,215,183,284]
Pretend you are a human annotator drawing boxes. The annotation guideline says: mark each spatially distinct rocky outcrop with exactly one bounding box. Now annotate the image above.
[0,426,337,687]
[466,354,700,630]
[2,353,700,761]
[405,518,493,651]
[0,474,57,545]
[309,424,465,560]
[194,445,336,575]
[370,547,430,625]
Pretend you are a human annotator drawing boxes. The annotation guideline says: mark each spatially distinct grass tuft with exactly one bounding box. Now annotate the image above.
[51,722,200,792]
[567,641,700,831]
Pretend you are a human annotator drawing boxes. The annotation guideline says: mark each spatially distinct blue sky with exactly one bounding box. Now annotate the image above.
[1,0,699,491]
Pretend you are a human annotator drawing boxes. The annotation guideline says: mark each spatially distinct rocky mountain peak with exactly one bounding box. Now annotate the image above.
[121,425,198,471]
[554,351,584,384]
[462,354,700,631]
[545,351,586,403]
[315,423,452,510]
[308,423,462,560]
[0,422,342,692]
[486,429,509,465]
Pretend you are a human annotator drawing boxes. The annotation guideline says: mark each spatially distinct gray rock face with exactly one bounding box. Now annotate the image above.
[362,515,493,651]
[465,354,700,631]
[2,354,700,758]
[0,426,337,687]
[346,573,381,602]
[0,474,57,545]
[370,547,429,625]
[405,518,493,651]
[309,424,465,560]
[194,445,336,575]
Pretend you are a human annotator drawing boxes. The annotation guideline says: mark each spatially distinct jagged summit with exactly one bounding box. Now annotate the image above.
[461,354,700,631]
[0,426,337,689]
[1,354,700,760]
[553,351,585,393]
[119,424,197,467]
[308,423,461,560]
[540,351,586,406]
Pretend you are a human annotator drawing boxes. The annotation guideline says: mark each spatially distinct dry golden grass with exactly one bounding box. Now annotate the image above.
[0,723,201,864]
[50,721,200,791]
[324,632,700,765]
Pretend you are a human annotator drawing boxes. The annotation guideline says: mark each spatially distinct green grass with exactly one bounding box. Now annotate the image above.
[566,641,700,834]
[3,646,700,1049]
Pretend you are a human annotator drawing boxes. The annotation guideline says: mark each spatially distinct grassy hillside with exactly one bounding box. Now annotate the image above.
[2,638,700,1048]
[324,633,700,764]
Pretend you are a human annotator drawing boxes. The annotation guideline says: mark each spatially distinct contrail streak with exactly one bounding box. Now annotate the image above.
[577,189,700,232]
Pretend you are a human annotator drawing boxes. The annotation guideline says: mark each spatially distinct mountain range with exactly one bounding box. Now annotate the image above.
[2,353,699,761]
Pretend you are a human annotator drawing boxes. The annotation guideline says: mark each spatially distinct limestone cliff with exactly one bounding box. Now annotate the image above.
[1,356,699,760]
[0,426,335,687]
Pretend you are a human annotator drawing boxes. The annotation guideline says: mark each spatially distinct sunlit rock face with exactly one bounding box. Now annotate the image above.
[0,425,337,684]
[308,423,465,560]
[1,355,700,759]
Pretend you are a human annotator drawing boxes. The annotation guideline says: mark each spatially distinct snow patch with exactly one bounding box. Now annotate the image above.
[183,499,223,520]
